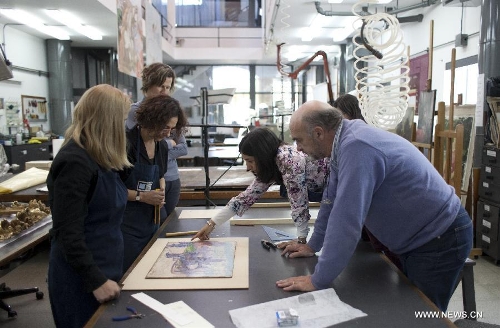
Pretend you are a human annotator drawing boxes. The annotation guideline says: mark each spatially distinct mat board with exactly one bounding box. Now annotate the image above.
[122,237,249,290]
[146,240,236,278]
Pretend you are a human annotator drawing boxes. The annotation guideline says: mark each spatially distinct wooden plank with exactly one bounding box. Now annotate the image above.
[411,142,433,149]
[230,218,316,225]
[251,202,320,208]
[179,190,281,200]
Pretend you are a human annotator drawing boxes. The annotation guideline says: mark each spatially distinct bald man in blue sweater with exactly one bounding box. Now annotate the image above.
[276,100,472,312]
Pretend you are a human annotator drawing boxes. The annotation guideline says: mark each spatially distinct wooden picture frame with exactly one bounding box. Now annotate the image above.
[21,95,48,122]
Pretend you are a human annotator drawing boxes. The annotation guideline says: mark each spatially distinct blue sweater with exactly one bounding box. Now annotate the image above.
[309,119,460,289]
[126,100,187,181]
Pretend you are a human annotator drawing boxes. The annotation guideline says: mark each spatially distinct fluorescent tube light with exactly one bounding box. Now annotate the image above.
[0,9,70,40]
[46,9,103,40]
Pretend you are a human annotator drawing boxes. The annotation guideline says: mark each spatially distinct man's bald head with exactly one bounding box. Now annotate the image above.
[289,100,343,159]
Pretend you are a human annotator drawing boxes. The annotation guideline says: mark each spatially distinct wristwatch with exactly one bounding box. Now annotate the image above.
[135,191,141,202]
[297,236,307,244]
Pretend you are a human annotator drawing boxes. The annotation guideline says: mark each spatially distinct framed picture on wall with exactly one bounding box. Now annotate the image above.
[21,95,48,122]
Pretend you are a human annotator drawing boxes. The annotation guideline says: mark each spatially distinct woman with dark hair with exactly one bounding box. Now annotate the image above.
[120,94,188,273]
[192,127,329,244]
[332,94,365,121]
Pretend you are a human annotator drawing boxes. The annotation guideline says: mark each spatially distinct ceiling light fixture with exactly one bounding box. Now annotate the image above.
[0,9,70,40]
[46,9,103,40]
[301,14,331,42]
[333,17,362,43]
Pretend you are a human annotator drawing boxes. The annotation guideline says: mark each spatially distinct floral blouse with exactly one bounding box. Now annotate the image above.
[227,144,329,231]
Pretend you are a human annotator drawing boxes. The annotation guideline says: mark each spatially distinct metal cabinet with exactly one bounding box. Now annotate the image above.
[477,200,500,264]
[3,142,51,171]
[478,146,500,264]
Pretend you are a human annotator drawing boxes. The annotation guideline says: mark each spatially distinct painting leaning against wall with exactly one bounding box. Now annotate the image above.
[444,104,475,202]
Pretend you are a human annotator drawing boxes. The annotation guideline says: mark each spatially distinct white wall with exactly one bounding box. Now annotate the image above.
[400,4,481,105]
[0,25,50,134]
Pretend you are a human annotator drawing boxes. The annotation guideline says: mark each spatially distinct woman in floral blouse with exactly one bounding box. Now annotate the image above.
[192,127,329,243]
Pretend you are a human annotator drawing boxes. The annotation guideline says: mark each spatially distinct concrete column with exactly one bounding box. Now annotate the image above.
[46,39,73,136]
[338,44,347,96]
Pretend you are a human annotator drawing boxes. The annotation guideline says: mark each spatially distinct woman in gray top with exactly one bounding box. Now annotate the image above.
[126,62,188,220]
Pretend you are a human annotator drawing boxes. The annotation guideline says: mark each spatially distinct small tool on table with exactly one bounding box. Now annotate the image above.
[261,239,277,250]
[166,230,199,237]
[112,306,145,321]
[154,180,166,225]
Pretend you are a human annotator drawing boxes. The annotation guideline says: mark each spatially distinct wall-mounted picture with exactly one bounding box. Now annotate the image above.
[21,95,48,122]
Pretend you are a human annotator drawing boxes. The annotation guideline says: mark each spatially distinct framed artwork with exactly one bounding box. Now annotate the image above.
[395,106,415,142]
[146,240,236,278]
[408,54,429,115]
[444,104,475,201]
[415,90,437,144]
[21,95,48,122]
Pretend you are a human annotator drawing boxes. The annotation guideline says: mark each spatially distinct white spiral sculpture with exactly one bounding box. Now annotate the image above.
[351,0,410,130]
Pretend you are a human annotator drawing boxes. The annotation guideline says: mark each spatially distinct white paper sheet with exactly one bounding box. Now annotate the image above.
[132,292,214,327]
[229,288,366,328]
[178,209,220,219]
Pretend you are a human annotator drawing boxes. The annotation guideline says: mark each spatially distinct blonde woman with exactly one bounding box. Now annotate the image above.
[47,84,132,328]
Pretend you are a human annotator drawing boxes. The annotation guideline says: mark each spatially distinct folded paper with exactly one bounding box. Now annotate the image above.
[0,167,48,194]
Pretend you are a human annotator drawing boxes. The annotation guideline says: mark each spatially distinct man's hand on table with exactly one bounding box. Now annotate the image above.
[277,241,315,258]
[276,275,316,292]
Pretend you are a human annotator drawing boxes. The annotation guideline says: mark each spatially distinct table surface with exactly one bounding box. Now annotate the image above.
[179,146,240,160]
[0,165,255,202]
[85,207,455,328]
[179,166,254,190]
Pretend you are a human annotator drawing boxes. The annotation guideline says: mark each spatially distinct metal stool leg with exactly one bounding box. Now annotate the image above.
[461,258,477,320]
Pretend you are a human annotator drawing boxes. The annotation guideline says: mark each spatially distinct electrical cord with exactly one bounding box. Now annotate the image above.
[360,20,383,59]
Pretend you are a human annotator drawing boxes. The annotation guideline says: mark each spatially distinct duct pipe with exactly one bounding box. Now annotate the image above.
[315,0,437,17]
[386,0,438,15]
[46,39,73,136]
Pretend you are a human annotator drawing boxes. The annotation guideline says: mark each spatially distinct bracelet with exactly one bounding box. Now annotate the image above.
[206,220,216,228]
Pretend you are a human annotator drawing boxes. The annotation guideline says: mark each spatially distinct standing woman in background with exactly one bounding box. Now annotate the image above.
[121,94,188,273]
[332,94,365,121]
[47,84,131,328]
[126,62,188,220]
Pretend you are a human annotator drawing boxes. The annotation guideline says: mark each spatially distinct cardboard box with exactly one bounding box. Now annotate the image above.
[25,160,52,170]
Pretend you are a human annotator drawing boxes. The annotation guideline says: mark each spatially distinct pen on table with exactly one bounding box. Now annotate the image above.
[166,230,199,237]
